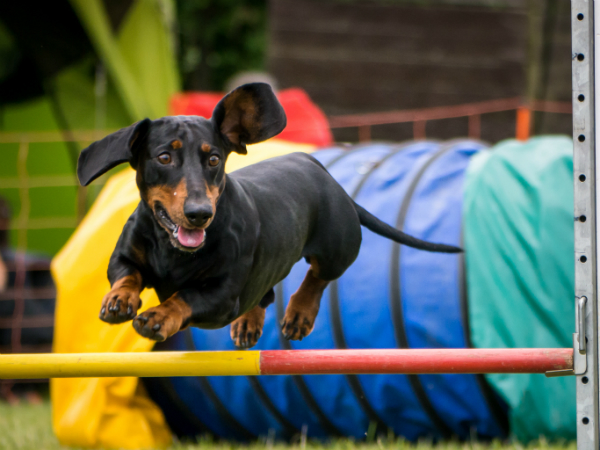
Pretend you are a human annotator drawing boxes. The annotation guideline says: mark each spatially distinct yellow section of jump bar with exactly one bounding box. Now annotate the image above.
[0,351,261,379]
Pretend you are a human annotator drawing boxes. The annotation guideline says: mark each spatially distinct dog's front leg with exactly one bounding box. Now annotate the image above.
[100,270,143,324]
[132,285,241,341]
[132,293,192,341]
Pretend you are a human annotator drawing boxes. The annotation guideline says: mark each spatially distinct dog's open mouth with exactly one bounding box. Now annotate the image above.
[175,226,205,248]
[155,205,206,250]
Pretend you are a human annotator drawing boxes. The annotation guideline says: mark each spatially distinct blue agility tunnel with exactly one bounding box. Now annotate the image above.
[143,140,508,442]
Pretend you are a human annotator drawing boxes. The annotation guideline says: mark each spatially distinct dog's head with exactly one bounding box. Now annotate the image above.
[77,83,286,252]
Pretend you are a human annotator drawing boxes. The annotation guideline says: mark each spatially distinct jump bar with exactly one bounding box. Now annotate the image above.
[0,348,573,379]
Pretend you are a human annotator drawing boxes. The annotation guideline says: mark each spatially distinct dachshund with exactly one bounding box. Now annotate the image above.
[77,83,460,348]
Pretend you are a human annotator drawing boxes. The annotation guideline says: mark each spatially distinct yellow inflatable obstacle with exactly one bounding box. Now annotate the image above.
[51,140,315,449]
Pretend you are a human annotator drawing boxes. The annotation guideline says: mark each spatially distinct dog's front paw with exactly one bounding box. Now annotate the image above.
[230,306,265,349]
[100,287,141,324]
[281,306,317,341]
[132,309,173,342]
[132,296,190,341]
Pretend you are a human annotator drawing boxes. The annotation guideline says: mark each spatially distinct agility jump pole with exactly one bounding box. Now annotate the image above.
[0,348,572,379]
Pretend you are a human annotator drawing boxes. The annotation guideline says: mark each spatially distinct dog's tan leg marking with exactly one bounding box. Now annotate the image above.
[282,260,329,341]
[100,272,143,324]
[230,305,265,349]
[132,294,192,342]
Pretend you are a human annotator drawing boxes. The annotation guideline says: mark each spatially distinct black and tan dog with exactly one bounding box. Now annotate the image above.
[77,83,460,348]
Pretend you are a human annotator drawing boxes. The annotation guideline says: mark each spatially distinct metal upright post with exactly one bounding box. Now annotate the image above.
[573,0,599,447]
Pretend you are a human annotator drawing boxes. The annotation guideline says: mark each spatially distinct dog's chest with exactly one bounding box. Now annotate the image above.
[143,245,210,294]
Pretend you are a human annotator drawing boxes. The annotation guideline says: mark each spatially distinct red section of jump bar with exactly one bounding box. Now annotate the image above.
[259,349,573,375]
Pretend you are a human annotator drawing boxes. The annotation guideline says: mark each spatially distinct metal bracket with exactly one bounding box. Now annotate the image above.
[579,296,588,355]
[546,297,588,377]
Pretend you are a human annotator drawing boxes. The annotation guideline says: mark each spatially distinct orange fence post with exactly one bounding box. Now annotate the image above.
[413,121,426,139]
[468,114,481,139]
[358,125,371,142]
[516,107,532,141]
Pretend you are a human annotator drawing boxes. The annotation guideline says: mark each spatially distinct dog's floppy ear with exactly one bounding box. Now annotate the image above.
[77,119,151,186]
[212,83,286,155]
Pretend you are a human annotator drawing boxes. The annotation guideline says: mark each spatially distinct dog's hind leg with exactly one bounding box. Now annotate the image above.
[230,301,268,349]
[281,259,329,341]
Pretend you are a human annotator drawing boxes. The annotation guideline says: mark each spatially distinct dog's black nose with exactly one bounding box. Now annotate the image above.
[184,202,213,226]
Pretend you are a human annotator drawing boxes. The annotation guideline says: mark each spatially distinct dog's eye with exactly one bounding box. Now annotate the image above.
[158,153,171,165]
[209,155,220,167]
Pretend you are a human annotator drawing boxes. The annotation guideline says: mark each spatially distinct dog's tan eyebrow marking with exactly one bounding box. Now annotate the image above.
[171,140,183,149]
[201,143,211,153]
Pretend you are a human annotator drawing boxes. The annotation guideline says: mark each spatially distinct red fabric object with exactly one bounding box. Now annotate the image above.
[170,88,333,147]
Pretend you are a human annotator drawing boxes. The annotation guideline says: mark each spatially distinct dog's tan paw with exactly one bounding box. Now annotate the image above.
[281,264,327,341]
[132,309,172,341]
[100,273,143,324]
[100,287,141,324]
[132,296,191,341]
[281,306,318,341]
[230,306,265,349]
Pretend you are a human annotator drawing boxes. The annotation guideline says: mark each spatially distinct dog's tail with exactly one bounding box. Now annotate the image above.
[354,202,462,253]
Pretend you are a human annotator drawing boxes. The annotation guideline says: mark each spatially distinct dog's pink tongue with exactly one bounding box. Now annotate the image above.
[177,227,205,248]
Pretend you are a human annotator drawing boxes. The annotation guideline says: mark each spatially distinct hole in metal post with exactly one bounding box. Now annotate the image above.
[581,256,588,263]
[580,174,586,182]
[583,417,590,425]
[582,377,589,384]
[578,13,584,20]
[580,215,587,222]
[578,54,585,61]
[578,94,585,102]
[579,135,586,142]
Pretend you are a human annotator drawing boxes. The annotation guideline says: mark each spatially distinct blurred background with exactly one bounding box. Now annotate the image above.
[0,0,572,258]
[0,1,578,448]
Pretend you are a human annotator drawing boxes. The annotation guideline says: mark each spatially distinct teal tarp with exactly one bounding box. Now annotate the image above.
[464,136,575,441]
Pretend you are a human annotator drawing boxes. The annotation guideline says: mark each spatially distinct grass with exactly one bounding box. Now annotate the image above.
[0,400,576,450]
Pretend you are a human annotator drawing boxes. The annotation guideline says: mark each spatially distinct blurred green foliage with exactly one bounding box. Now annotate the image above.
[176,0,267,91]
